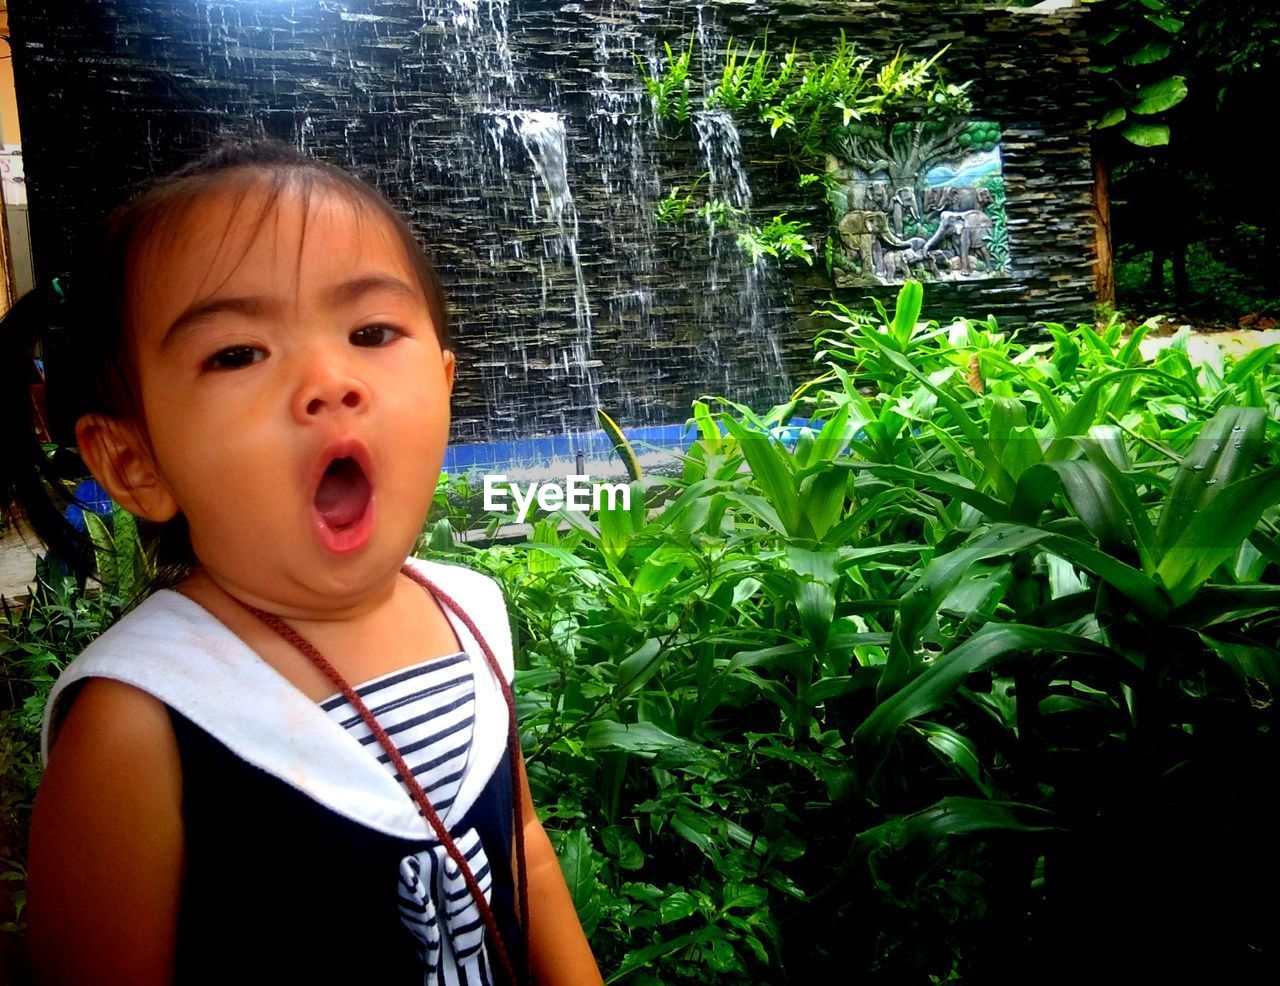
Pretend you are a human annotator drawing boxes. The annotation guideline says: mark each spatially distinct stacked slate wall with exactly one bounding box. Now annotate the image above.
[9,1,1096,441]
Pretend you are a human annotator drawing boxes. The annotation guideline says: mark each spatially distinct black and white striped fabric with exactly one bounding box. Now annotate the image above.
[320,651,495,986]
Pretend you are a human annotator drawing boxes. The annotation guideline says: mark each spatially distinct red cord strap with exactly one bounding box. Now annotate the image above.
[232,564,530,986]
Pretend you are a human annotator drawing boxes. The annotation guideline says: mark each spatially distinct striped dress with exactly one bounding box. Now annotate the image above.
[319,650,498,986]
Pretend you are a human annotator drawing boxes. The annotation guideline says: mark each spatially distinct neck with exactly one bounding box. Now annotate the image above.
[177,564,404,629]
[173,560,454,703]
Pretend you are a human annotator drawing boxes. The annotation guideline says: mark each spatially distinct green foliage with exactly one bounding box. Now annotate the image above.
[654,175,707,225]
[959,119,999,153]
[709,30,800,124]
[417,469,509,551]
[704,31,970,162]
[735,215,815,267]
[82,503,152,603]
[1,572,136,938]
[1115,238,1280,316]
[636,35,695,133]
[979,175,1010,271]
[446,281,1280,978]
[662,193,816,270]
[1085,0,1194,147]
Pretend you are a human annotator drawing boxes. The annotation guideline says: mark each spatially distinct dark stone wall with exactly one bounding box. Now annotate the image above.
[9,1,1096,441]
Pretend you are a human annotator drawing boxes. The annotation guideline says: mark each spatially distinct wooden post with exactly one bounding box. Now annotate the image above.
[1092,138,1115,311]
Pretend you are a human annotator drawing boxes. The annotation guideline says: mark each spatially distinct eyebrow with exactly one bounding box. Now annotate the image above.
[159,274,421,350]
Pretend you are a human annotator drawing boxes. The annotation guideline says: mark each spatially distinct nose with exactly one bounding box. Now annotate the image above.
[291,348,370,423]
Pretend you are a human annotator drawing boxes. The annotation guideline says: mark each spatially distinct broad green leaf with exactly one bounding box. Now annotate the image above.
[727,641,809,673]
[1037,529,1168,616]
[915,720,990,796]
[1124,41,1171,65]
[784,544,840,583]
[1123,123,1170,147]
[1225,344,1279,385]
[519,540,596,575]
[600,826,645,871]
[1143,13,1185,33]
[659,891,698,924]
[799,467,848,539]
[598,408,644,481]
[723,418,801,535]
[891,280,924,349]
[722,490,788,536]
[1157,465,1280,606]
[1075,432,1158,571]
[836,461,1010,521]
[427,516,456,554]
[645,478,726,535]
[794,578,836,654]
[670,809,713,852]
[83,511,115,589]
[883,525,1049,697]
[856,797,1059,848]
[615,638,667,699]
[731,576,763,608]
[1156,406,1266,553]
[597,488,640,563]
[585,720,711,765]
[857,624,1114,780]
[632,545,688,596]
[1096,107,1127,129]
[1132,75,1187,115]
[606,933,701,985]
[691,401,723,451]
[557,828,600,913]
[812,401,856,462]
[1047,367,1154,460]
[1011,461,1131,549]
[857,340,1014,500]
[1201,632,1280,694]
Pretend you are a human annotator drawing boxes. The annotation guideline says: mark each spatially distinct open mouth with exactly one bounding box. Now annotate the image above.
[314,456,373,531]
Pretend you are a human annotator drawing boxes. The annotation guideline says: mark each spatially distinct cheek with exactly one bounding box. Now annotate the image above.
[402,388,450,442]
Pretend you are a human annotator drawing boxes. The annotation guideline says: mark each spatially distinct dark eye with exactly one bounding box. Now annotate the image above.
[351,324,401,347]
[205,346,266,371]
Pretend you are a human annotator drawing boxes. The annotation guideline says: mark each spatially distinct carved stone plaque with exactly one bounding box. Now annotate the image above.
[826,120,1009,286]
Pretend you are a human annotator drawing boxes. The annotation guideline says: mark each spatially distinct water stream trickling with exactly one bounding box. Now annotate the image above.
[485,109,601,419]
[345,1,793,444]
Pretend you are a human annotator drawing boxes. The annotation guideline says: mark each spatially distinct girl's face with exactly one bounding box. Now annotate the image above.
[122,179,455,614]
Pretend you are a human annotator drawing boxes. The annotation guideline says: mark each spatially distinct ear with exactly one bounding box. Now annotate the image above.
[74,414,180,523]
[442,348,456,395]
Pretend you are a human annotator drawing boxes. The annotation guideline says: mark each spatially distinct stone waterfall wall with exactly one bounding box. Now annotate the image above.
[10,1,1096,443]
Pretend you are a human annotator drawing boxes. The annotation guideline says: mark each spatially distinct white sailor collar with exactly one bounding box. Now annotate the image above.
[39,556,515,842]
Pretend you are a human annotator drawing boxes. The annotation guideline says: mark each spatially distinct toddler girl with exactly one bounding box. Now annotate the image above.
[0,136,602,985]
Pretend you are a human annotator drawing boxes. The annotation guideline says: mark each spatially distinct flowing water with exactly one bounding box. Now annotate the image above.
[250,0,794,445]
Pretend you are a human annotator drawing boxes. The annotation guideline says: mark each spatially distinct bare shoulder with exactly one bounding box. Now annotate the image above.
[27,677,184,985]
[51,675,181,753]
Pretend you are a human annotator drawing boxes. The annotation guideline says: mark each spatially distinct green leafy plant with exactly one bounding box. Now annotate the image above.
[654,174,707,225]
[1,570,138,941]
[736,215,815,266]
[636,34,695,133]
[705,31,970,161]
[449,280,1280,979]
[1086,0,1192,147]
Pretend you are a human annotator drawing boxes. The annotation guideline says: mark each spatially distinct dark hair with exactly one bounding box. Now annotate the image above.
[0,136,454,589]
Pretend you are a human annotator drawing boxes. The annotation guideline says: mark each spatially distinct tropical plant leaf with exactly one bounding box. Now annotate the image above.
[857,624,1114,781]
